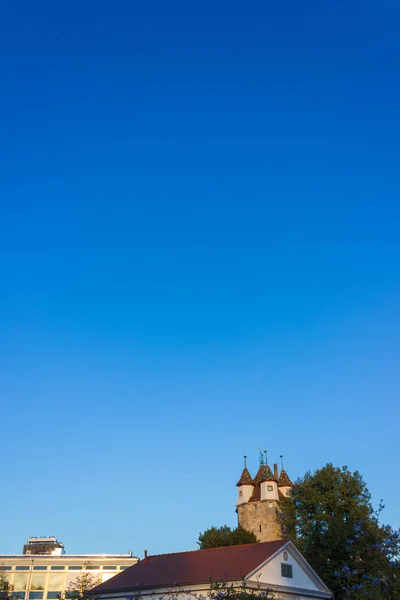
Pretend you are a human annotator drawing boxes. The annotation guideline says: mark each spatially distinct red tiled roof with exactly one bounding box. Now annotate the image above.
[277,469,293,487]
[92,541,288,594]
[236,468,253,486]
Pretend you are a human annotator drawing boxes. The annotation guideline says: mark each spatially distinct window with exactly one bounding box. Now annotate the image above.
[267,485,273,491]
[0,566,11,571]
[11,594,25,600]
[254,504,258,510]
[48,574,64,591]
[84,565,98,570]
[47,593,61,599]
[281,563,293,579]
[31,575,46,591]
[16,567,30,571]
[29,593,44,599]
[259,525,262,533]
[33,567,47,571]
[269,502,273,508]
[102,566,116,571]
[50,567,64,571]
[239,490,242,496]
[118,567,127,571]
[67,567,81,571]
[13,574,29,591]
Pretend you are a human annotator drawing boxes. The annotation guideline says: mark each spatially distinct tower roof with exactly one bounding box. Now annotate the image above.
[236,467,253,486]
[278,468,293,487]
[253,463,275,484]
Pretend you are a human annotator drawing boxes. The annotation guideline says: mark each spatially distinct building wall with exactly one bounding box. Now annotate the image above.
[0,555,138,600]
[237,500,283,542]
[250,548,320,593]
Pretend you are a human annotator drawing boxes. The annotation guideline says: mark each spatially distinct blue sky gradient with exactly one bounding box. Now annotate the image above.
[1,0,400,556]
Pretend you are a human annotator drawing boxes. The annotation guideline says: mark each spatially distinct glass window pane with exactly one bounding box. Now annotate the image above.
[67,567,81,571]
[0,566,12,571]
[48,574,65,591]
[29,593,43,599]
[50,567,64,571]
[31,575,46,591]
[16,567,30,572]
[33,567,47,571]
[13,574,29,591]
[11,593,25,600]
[47,593,61,599]
[102,567,116,571]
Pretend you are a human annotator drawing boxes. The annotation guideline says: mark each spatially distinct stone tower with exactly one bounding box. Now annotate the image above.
[236,454,293,542]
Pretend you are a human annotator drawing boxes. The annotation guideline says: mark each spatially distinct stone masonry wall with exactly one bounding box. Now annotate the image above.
[237,500,283,542]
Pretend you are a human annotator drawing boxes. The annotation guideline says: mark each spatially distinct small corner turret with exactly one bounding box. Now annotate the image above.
[236,456,254,505]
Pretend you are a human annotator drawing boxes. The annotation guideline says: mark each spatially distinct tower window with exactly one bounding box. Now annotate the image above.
[269,502,273,507]
[239,491,243,496]
[281,563,293,578]
[259,525,262,532]
[267,485,273,491]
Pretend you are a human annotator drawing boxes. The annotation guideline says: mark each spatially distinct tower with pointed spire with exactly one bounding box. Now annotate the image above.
[236,452,293,542]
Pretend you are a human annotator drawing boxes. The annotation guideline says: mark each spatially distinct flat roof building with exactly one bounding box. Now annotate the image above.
[0,538,138,600]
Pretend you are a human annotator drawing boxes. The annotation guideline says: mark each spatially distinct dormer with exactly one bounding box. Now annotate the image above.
[259,464,279,501]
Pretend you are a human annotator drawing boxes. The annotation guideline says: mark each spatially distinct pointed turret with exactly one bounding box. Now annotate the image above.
[236,467,253,486]
[278,468,293,487]
[236,456,254,506]
[277,456,293,497]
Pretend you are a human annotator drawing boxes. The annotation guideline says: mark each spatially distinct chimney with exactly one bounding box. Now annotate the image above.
[144,550,148,559]
[273,463,279,481]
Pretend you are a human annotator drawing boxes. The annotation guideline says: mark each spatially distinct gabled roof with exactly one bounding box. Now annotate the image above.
[277,469,293,487]
[91,541,288,594]
[236,467,253,486]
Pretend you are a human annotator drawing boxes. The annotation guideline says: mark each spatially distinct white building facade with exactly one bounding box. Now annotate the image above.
[0,538,138,600]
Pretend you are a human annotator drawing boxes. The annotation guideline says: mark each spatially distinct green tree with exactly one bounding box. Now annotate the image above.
[0,568,12,600]
[280,463,400,599]
[198,525,257,549]
[63,564,100,600]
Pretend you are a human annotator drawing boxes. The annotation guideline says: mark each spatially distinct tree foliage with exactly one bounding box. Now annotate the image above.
[0,569,12,600]
[280,463,400,599]
[63,564,101,600]
[198,526,258,550]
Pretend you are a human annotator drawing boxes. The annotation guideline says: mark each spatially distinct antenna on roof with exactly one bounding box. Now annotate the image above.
[264,450,268,464]
[280,455,284,469]
[243,455,247,468]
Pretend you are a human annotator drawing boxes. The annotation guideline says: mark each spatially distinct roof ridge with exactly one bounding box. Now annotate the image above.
[139,540,288,560]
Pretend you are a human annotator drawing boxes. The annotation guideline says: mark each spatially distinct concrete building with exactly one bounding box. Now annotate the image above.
[0,538,138,600]
[236,454,293,542]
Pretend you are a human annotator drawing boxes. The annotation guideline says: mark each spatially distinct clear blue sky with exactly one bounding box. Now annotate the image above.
[1,0,399,557]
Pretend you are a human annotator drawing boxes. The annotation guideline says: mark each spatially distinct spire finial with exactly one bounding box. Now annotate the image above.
[280,454,284,469]
[264,450,268,464]
[258,449,264,465]
[243,455,247,468]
